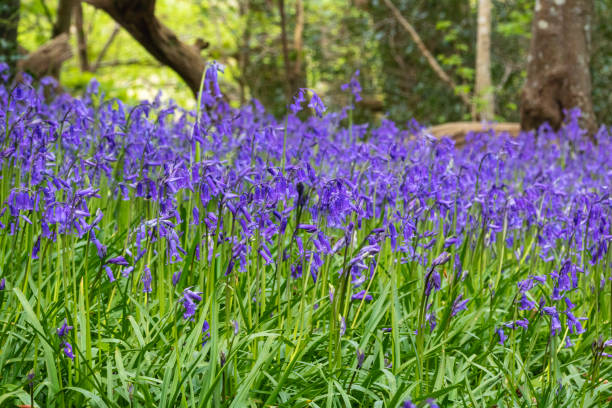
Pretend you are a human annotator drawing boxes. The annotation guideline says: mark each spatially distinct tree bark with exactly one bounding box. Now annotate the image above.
[82,0,206,97]
[53,0,75,38]
[428,121,520,147]
[49,0,75,78]
[74,1,90,71]
[278,0,292,97]
[292,0,305,88]
[0,0,20,77]
[18,33,73,78]
[474,0,494,120]
[521,0,596,134]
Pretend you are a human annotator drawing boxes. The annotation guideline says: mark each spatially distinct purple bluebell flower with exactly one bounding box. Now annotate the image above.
[543,306,562,336]
[565,311,585,334]
[56,320,73,338]
[426,399,440,408]
[202,320,210,347]
[402,400,417,408]
[497,327,507,345]
[518,294,536,311]
[431,252,451,268]
[288,89,306,114]
[0,278,5,290]
[62,342,75,360]
[339,316,346,337]
[341,70,363,102]
[517,278,534,293]
[451,294,469,317]
[356,348,365,368]
[351,290,373,302]
[514,318,529,330]
[141,266,152,293]
[308,91,326,117]
[107,256,129,266]
[32,236,41,260]
[297,224,317,233]
[104,265,115,282]
[388,222,397,251]
[180,288,203,320]
[425,270,441,296]
[172,270,182,286]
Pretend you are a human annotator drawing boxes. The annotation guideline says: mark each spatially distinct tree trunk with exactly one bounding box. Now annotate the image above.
[237,0,251,104]
[521,0,596,134]
[53,0,75,37]
[474,0,494,120]
[0,0,20,77]
[83,0,206,97]
[292,0,305,89]
[278,0,292,97]
[49,0,75,78]
[74,1,90,71]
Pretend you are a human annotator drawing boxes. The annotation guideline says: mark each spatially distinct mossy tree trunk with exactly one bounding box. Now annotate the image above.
[521,0,596,134]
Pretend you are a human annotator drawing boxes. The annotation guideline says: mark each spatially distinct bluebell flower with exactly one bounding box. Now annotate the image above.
[356,349,365,369]
[518,294,536,311]
[352,290,373,302]
[297,224,317,233]
[307,91,326,118]
[497,327,507,345]
[340,70,362,102]
[56,320,73,338]
[431,252,451,268]
[202,320,210,347]
[62,342,75,360]
[172,270,182,286]
[180,288,202,320]
[141,265,152,293]
[451,294,469,317]
[107,255,129,266]
[288,89,306,114]
[104,265,115,282]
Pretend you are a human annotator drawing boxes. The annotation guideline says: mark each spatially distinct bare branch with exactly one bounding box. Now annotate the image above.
[382,0,472,109]
[92,23,120,72]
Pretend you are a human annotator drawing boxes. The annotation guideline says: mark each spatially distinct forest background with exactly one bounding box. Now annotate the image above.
[8,0,612,126]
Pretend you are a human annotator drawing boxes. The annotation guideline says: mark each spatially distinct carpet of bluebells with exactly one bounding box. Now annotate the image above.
[0,64,612,408]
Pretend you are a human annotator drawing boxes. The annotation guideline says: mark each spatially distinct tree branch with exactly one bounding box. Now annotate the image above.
[92,23,120,72]
[382,0,472,109]
[82,0,206,97]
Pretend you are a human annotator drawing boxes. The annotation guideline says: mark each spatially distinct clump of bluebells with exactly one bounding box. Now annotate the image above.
[0,61,611,406]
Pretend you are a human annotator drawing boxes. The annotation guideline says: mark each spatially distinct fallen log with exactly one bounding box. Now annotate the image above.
[427,121,520,147]
[18,33,73,78]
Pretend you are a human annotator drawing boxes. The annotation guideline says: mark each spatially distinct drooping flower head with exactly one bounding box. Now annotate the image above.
[56,319,73,338]
[341,70,363,102]
[180,288,203,320]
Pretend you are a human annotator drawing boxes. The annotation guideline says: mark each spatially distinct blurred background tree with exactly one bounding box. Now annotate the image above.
[10,0,612,127]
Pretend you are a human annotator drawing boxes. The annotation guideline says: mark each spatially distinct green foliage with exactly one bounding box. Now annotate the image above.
[14,0,612,125]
